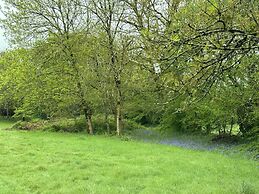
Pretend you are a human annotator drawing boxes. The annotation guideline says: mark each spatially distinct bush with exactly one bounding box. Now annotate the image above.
[12,117,86,133]
[41,117,86,133]
[11,115,145,134]
[12,120,47,131]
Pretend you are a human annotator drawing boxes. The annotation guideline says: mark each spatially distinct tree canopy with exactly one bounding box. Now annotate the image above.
[0,0,258,137]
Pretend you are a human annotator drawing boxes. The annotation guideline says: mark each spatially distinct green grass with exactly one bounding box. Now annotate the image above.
[0,129,258,194]
[0,120,15,130]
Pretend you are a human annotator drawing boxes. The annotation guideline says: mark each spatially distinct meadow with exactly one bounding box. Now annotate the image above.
[0,122,258,194]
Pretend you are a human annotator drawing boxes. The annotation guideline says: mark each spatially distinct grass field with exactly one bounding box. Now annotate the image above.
[0,126,258,193]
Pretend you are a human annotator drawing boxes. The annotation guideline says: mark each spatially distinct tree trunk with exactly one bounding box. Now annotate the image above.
[106,25,123,136]
[87,114,94,135]
[116,101,122,136]
[115,77,123,136]
[83,106,93,135]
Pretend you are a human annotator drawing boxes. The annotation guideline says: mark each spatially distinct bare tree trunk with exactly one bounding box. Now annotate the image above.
[116,79,123,136]
[83,107,93,134]
[116,101,122,136]
[87,114,94,135]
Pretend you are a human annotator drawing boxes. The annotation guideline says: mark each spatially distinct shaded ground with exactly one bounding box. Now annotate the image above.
[0,119,15,130]
[159,138,233,151]
[132,129,256,158]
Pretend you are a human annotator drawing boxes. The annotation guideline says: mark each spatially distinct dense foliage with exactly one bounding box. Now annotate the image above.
[0,0,258,138]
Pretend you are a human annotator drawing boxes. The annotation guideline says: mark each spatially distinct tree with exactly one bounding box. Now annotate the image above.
[168,0,259,94]
[0,49,35,119]
[123,0,258,96]
[90,0,133,135]
[1,0,95,133]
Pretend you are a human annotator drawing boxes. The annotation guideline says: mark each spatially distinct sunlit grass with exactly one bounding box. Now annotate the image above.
[0,129,258,194]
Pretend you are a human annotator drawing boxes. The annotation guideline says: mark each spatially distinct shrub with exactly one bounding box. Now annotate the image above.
[12,120,47,131]
[11,115,146,134]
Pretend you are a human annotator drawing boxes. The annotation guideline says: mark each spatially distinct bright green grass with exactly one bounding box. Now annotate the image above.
[0,130,258,194]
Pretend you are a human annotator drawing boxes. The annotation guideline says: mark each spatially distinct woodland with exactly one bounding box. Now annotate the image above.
[0,0,258,138]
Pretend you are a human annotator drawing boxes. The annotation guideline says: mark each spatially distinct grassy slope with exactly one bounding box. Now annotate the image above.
[0,130,258,194]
